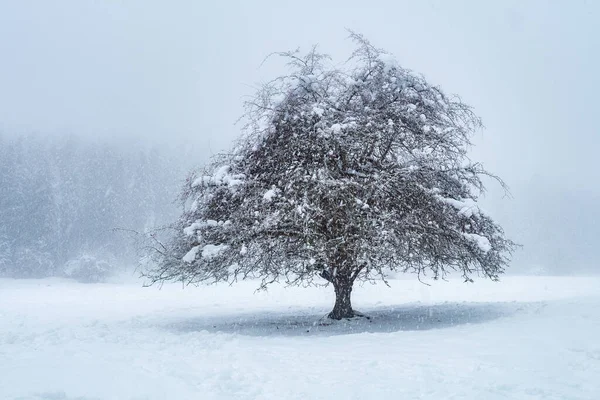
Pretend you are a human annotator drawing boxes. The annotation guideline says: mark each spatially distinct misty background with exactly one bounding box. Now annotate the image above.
[0,0,598,278]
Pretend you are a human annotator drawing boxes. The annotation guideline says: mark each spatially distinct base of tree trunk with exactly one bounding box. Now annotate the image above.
[327,309,369,320]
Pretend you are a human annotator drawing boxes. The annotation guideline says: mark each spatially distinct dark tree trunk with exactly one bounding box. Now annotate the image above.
[328,278,355,320]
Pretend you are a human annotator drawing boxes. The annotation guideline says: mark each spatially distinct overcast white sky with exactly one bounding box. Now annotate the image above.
[1,0,598,273]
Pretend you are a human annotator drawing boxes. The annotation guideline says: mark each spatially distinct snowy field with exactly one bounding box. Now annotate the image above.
[1,275,599,400]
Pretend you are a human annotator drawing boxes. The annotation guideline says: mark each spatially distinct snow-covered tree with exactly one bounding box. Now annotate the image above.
[147,34,516,319]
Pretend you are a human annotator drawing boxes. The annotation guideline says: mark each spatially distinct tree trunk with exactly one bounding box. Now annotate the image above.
[328,278,355,320]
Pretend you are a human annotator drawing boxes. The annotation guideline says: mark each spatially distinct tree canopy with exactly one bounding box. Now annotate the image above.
[147,33,516,319]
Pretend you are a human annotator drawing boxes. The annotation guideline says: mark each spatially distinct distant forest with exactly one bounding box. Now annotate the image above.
[0,134,192,279]
[1,133,598,280]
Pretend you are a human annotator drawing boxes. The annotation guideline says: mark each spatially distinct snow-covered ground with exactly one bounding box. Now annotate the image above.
[1,275,599,400]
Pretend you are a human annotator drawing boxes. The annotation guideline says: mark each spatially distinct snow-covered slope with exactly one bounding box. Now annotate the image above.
[1,276,599,399]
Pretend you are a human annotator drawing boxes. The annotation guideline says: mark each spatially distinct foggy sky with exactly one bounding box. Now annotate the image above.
[1,1,598,273]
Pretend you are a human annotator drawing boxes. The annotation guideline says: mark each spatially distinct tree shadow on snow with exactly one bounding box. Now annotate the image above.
[163,302,531,337]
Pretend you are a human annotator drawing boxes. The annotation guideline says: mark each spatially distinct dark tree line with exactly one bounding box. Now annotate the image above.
[0,134,186,279]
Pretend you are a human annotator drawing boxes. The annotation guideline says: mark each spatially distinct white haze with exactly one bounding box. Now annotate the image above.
[0,0,599,274]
